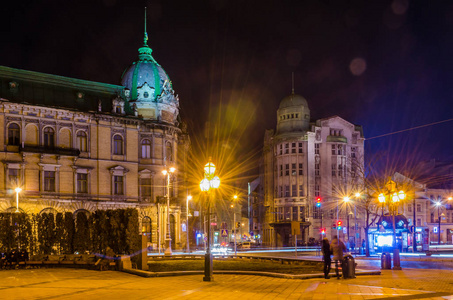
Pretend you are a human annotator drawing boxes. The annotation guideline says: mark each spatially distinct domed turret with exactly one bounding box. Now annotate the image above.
[276,93,310,135]
[121,14,179,124]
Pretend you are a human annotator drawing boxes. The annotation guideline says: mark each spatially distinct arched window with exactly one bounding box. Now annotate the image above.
[141,139,151,158]
[44,127,55,147]
[166,141,173,162]
[77,131,87,152]
[142,216,152,243]
[113,135,123,155]
[8,123,20,146]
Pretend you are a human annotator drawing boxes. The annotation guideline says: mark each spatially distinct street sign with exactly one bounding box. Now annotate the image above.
[221,229,228,237]
[291,221,301,235]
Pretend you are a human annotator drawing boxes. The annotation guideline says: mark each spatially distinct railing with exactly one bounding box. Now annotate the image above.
[20,145,80,156]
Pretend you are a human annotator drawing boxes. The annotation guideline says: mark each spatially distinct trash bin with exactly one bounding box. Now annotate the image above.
[342,254,356,279]
[381,252,391,270]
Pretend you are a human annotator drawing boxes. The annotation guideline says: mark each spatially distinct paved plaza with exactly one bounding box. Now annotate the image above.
[1,267,453,300]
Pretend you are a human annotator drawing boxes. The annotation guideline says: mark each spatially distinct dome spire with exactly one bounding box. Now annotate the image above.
[144,7,148,46]
[138,7,156,62]
[291,72,295,95]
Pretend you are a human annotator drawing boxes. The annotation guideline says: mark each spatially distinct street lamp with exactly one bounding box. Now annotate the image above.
[232,195,238,256]
[162,167,176,256]
[378,179,406,270]
[343,196,350,242]
[436,201,443,245]
[15,187,21,213]
[199,160,220,282]
[186,195,192,253]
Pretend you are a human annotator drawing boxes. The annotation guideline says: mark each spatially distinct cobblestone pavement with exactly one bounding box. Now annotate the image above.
[1,268,453,300]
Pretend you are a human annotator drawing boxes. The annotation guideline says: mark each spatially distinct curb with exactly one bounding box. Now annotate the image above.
[121,268,381,279]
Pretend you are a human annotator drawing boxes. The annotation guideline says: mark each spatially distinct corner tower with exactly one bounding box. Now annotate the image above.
[121,10,179,124]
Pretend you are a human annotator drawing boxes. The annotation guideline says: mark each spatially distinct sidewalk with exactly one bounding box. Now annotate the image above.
[1,268,452,299]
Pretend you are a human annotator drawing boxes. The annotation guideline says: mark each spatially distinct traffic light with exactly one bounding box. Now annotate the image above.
[337,220,342,230]
[316,197,322,207]
[236,222,241,228]
[321,228,326,235]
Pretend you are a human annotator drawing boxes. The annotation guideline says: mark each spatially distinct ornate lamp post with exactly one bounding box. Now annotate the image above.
[186,195,192,253]
[200,160,220,282]
[15,187,21,213]
[378,179,406,270]
[162,167,176,256]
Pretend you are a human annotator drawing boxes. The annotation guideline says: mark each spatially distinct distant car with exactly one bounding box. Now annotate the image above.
[238,242,252,249]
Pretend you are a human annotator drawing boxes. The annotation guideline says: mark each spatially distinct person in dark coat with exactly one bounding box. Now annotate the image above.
[321,238,332,279]
[330,235,347,279]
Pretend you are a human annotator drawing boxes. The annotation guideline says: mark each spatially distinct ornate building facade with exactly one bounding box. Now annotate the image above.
[262,92,365,247]
[0,28,190,251]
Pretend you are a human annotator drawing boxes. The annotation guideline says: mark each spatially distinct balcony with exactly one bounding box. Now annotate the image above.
[20,145,80,156]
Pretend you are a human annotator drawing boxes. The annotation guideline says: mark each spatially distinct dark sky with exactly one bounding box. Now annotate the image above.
[2,0,453,175]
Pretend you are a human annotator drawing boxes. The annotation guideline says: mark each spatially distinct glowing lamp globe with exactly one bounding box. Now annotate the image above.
[378,193,385,203]
[200,178,210,192]
[398,190,406,200]
[392,192,399,202]
[211,176,220,189]
[204,162,216,178]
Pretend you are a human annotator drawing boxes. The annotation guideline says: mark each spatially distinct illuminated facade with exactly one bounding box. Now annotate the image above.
[262,92,365,247]
[0,28,190,251]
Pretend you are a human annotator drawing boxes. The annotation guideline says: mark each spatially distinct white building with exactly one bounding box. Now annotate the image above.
[262,92,365,247]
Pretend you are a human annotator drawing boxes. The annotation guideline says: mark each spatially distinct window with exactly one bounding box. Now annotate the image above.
[279,144,283,155]
[77,131,87,152]
[8,169,19,188]
[8,123,20,146]
[298,142,303,153]
[351,147,357,158]
[417,204,421,212]
[291,163,296,176]
[285,185,290,197]
[285,143,289,154]
[332,164,336,176]
[141,139,151,158]
[299,206,306,220]
[77,173,88,193]
[279,186,283,197]
[285,164,289,176]
[285,207,291,220]
[292,207,298,221]
[299,163,303,175]
[114,175,124,195]
[113,135,123,155]
[338,164,343,177]
[408,204,412,212]
[44,171,55,192]
[315,163,320,176]
[44,127,55,147]
[165,142,173,161]
[140,177,152,199]
[291,143,296,153]
[313,206,321,219]
[292,184,297,197]
[315,144,320,154]
[331,144,336,155]
[280,165,283,176]
[299,185,304,197]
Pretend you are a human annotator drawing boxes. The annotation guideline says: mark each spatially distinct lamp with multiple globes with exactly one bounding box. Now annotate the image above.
[15,187,21,213]
[199,160,220,282]
[377,180,406,270]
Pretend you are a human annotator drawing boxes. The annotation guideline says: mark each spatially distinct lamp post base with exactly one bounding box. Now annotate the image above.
[164,238,172,256]
[203,253,213,281]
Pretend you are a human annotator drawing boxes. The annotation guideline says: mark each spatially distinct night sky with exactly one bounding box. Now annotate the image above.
[2,0,453,177]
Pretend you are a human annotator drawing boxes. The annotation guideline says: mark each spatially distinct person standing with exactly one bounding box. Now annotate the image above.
[330,235,347,279]
[321,238,332,279]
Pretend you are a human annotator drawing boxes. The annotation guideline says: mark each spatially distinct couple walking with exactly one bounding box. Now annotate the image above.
[321,235,346,279]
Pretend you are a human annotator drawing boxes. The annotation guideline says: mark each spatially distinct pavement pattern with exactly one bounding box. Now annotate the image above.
[1,267,453,300]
